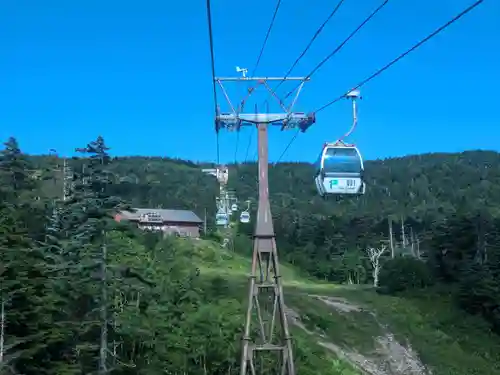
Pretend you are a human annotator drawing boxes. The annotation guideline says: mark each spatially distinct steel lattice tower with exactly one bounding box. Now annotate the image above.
[214,76,315,375]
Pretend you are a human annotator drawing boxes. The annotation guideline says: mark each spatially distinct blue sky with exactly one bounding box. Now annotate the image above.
[0,0,498,163]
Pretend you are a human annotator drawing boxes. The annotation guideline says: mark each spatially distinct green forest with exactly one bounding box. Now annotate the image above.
[2,134,500,375]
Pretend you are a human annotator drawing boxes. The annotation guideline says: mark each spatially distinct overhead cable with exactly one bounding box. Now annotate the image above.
[275,130,300,164]
[234,0,282,166]
[283,0,390,100]
[205,0,220,164]
[277,0,485,163]
[234,131,240,164]
[270,0,347,95]
[315,0,485,113]
[251,0,283,77]
[243,129,253,163]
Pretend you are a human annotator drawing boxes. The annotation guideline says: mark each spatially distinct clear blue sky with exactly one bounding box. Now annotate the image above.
[0,0,498,163]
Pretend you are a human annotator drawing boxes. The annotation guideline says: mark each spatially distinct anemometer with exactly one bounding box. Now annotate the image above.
[235,66,248,78]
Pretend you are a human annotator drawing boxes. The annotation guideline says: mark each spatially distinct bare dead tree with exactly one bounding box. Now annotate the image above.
[388,218,395,258]
[415,235,421,259]
[410,227,416,257]
[366,245,388,287]
[400,216,407,248]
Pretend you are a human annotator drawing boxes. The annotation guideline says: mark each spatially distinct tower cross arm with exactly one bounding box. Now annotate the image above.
[214,75,315,132]
[216,112,315,132]
[215,76,310,82]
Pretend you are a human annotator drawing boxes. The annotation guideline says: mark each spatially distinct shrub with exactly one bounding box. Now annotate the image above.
[378,256,435,294]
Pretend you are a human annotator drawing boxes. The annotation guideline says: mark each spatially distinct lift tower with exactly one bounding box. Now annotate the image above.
[215,76,315,375]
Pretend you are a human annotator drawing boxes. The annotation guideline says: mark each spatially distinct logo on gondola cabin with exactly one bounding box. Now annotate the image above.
[329,179,339,188]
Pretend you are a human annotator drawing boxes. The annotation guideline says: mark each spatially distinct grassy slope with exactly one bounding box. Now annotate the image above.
[332,289,500,375]
[192,239,500,375]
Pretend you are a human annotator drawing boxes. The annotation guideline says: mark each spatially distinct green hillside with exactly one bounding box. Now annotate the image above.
[35,149,500,286]
[194,238,500,375]
[33,150,500,221]
[3,135,500,374]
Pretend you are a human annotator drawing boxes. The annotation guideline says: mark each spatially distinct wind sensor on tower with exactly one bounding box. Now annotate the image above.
[214,67,315,375]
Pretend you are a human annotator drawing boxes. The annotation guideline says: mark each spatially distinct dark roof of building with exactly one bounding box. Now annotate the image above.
[118,208,203,224]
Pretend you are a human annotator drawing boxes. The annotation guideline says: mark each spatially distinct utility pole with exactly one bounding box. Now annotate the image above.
[204,207,207,235]
[215,75,315,375]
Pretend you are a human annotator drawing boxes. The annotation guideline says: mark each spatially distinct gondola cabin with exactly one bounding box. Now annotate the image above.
[216,212,229,226]
[314,142,366,196]
[240,211,250,224]
[231,203,238,212]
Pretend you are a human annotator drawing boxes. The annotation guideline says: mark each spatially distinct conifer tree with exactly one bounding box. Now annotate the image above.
[56,136,143,373]
[0,137,52,374]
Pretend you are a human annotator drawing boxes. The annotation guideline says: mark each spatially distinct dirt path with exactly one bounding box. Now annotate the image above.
[286,295,432,375]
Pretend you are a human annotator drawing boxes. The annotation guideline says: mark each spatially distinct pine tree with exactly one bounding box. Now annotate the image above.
[0,137,52,374]
[0,137,34,197]
[55,136,140,373]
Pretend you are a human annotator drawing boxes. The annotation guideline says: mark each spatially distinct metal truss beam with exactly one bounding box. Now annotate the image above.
[215,76,310,82]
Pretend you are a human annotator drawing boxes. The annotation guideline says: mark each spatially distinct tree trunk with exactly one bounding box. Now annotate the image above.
[99,230,108,375]
[400,216,407,248]
[373,261,380,287]
[367,246,387,288]
[388,219,395,258]
[0,298,5,365]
